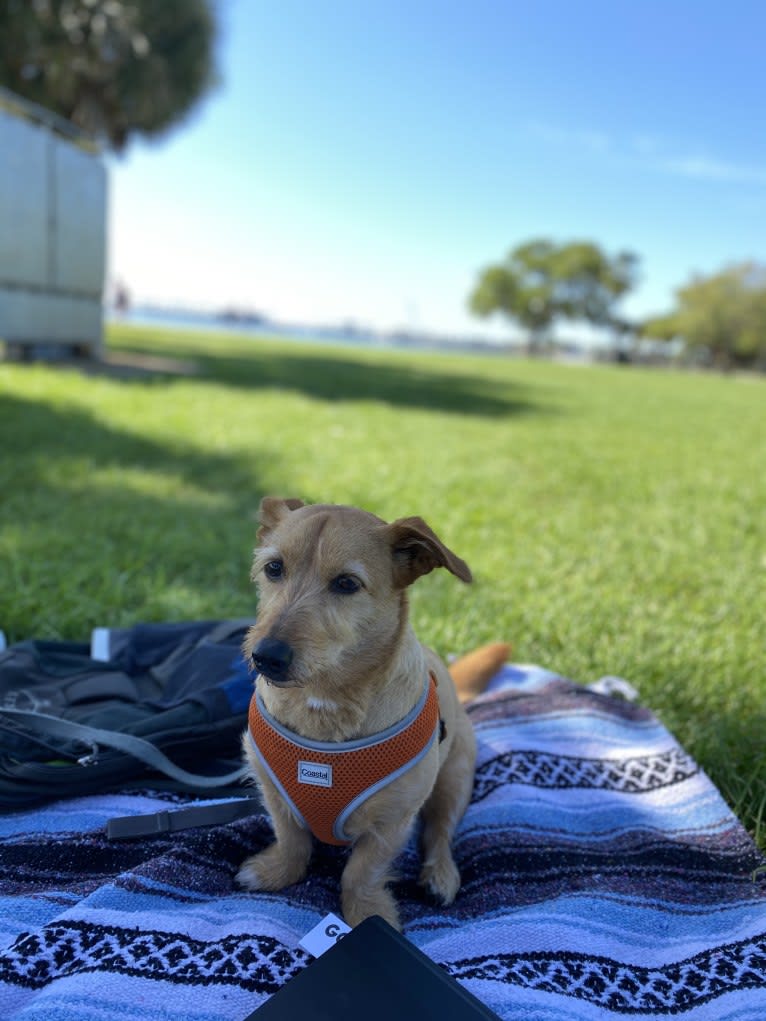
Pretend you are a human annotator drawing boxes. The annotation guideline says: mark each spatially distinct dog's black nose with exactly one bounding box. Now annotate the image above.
[251,637,294,682]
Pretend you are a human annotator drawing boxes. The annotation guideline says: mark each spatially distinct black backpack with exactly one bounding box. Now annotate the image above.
[0,619,258,821]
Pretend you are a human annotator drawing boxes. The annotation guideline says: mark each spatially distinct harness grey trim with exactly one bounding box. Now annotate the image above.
[254,672,431,754]
[333,726,438,842]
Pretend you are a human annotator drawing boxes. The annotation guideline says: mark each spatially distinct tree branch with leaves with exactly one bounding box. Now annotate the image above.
[642,262,766,370]
[0,0,219,151]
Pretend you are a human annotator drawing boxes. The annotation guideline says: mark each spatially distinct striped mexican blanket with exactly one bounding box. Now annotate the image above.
[1,664,765,1020]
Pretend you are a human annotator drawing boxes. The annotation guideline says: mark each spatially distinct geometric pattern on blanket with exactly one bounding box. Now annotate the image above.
[473,746,699,800]
[448,936,766,1012]
[1,664,765,1020]
[0,921,308,993]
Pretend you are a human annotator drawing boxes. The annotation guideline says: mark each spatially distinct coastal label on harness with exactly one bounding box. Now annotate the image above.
[298,760,333,787]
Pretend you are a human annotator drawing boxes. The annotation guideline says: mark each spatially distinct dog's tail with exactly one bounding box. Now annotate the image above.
[449,642,512,702]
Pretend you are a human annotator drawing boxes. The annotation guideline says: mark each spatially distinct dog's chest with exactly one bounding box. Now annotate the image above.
[249,676,441,845]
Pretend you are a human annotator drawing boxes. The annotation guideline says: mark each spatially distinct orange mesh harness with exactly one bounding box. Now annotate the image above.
[248,673,440,846]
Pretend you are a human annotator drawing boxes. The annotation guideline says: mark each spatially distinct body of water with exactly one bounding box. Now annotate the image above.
[111,307,515,357]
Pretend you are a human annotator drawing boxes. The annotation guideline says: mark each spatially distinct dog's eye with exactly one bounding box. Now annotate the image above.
[330,574,361,595]
[263,559,284,580]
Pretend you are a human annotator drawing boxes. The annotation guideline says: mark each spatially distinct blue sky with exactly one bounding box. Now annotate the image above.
[109,0,766,339]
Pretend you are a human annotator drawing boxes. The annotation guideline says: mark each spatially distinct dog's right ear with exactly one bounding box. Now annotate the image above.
[256,497,305,542]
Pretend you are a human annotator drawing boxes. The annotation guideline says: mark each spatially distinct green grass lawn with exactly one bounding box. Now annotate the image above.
[1,324,765,847]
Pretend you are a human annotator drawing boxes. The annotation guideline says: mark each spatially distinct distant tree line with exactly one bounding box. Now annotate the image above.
[469,240,766,371]
[641,262,766,371]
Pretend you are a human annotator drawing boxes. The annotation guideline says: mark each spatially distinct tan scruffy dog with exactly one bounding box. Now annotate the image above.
[237,497,508,930]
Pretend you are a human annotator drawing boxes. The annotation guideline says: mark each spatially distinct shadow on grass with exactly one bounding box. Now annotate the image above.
[0,392,305,639]
[98,337,555,419]
[3,391,260,499]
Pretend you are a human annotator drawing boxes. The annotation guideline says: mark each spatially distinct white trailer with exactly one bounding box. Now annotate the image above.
[0,88,106,359]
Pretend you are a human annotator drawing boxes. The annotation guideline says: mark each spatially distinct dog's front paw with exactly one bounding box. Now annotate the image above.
[236,844,309,892]
[418,854,461,905]
[342,887,401,931]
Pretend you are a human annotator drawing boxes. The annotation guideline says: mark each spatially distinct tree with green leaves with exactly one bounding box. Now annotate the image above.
[469,238,639,350]
[0,0,218,151]
[643,262,766,370]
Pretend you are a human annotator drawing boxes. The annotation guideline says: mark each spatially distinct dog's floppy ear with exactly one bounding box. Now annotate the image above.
[386,516,472,588]
[257,497,305,542]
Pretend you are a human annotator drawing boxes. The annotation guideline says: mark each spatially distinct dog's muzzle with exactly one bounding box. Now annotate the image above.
[251,637,294,683]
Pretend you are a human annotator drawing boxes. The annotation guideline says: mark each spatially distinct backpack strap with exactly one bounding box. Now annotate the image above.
[0,707,248,787]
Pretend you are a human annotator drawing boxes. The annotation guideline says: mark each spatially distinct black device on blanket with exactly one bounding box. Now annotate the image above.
[244,914,500,1020]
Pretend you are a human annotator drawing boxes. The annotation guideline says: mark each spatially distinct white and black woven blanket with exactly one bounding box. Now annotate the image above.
[1,664,765,1019]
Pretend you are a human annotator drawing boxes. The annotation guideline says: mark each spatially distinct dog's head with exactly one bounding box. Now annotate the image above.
[243,497,471,691]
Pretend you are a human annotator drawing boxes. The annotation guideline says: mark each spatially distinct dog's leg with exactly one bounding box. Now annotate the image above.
[340,812,418,930]
[418,714,476,904]
[237,775,313,892]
